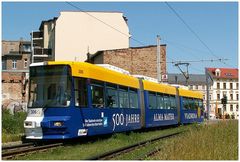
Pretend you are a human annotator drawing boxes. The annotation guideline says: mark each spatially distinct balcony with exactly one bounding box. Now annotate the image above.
[33,48,52,57]
[31,31,43,39]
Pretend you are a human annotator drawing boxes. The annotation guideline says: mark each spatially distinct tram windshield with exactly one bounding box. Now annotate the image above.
[28,65,72,108]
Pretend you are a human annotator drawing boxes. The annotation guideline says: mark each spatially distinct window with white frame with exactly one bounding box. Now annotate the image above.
[230,105,233,111]
[230,94,233,100]
[12,60,17,69]
[217,94,220,101]
[24,59,28,68]
[223,83,226,89]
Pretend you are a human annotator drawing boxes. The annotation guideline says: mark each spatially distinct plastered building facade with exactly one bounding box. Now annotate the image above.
[32,11,130,62]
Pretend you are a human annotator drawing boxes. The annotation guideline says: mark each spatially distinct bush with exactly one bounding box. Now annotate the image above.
[225,114,230,119]
[2,109,27,134]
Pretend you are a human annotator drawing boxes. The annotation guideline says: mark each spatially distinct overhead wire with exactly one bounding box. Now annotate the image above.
[65,1,145,46]
[65,1,224,74]
[65,1,177,63]
[164,2,234,68]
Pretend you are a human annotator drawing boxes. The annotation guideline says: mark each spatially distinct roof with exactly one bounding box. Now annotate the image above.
[168,73,206,85]
[143,80,176,95]
[87,45,167,62]
[2,52,22,57]
[60,11,124,13]
[47,61,139,89]
[207,68,238,79]
[142,79,202,99]
[178,88,203,99]
[39,11,126,31]
[39,17,58,30]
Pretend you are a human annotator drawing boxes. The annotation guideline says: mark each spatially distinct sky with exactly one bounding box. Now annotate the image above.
[2,1,238,74]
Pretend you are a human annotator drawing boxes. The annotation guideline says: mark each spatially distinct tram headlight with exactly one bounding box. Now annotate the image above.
[24,121,36,128]
[54,121,64,127]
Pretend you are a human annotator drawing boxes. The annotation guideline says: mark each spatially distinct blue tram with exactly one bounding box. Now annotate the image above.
[24,62,204,140]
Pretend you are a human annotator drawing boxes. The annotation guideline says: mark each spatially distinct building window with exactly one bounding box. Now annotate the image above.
[223,83,226,89]
[230,105,233,111]
[209,95,211,100]
[12,60,17,69]
[236,105,239,111]
[24,59,28,68]
[2,60,6,70]
[22,44,31,52]
[237,83,239,90]
[202,85,205,90]
[215,69,221,77]
[230,83,233,89]
[217,94,220,101]
[217,82,220,89]
[195,85,198,90]
[189,85,193,90]
[230,94,233,100]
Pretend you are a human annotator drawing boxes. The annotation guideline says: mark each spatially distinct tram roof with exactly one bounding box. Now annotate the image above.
[178,88,203,99]
[143,80,203,99]
[47,61,139,89]
[142,80,176,95]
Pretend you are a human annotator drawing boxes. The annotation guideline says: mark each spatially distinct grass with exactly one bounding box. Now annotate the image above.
[2,109,27,143]
[15,125,187,160]
[149,120,238,160]
[13,120,238,160]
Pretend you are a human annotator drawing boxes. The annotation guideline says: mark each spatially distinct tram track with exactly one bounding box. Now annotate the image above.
[2,143,63,160]
[87,131,184,160]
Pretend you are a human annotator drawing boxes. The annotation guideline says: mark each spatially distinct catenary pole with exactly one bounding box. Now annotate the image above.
[157,35,161,82]
[31,31,34,63]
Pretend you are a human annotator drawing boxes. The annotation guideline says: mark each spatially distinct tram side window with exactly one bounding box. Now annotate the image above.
[74,78,88,107]
[193,99,199,110]
[119,87,129,108]
[169,95,177,109]
[187,98,193,110]
[183,97,189,110]
[91,81,104,108]
[149,92,157,109]
[188,98,197,110]
[129,89,138,108]
[198,99,203,109]
[106,85,118,108]
[157,94,164,109]
[164,95,171,109]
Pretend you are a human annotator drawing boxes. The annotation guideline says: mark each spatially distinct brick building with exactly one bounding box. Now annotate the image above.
[2,40,31,71]
[2,40,31,112]
[87,45,167,79]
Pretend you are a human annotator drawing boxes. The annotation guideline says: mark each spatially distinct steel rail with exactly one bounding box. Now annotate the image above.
[136,148,162,160]
[2,143,63,159]
[87,131,184,160]
[2,143,33,150]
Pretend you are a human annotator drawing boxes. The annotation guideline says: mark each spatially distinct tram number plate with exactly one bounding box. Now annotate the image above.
[28,109,42,116]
